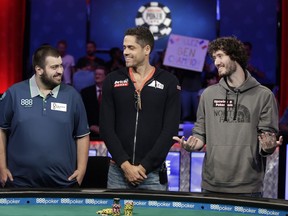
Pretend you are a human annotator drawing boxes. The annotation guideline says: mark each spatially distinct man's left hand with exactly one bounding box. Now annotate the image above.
[259,132,283,153]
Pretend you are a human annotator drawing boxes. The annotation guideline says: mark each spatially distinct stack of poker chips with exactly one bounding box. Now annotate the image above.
[124,201,134,216]
[112,198,121,216]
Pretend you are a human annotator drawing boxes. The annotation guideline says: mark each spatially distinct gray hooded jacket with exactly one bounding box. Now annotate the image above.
[193,71,279,193]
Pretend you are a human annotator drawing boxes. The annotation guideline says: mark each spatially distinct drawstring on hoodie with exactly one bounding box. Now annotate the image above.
[224,89,240,121]
[222,71,258,122]
[233,90,239,120]
[224,90,228,122]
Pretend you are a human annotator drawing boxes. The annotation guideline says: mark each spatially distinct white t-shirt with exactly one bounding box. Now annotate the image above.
[62,54,75,84]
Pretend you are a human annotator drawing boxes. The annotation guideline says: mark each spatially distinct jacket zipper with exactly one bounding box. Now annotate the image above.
[132,110,139,164]
[131,78,155,164]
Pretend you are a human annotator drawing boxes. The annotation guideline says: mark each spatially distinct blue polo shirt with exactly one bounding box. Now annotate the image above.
[0,75,90,187]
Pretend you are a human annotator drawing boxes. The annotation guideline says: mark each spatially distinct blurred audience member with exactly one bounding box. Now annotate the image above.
[153,50,213,122]
[81,65,107,140]
[177,69,203,122]
[198,72,218,98]
[105,47,125,73]
[76,41,105,70]
[73,58,95,92]
[152,49,176,75]
[56,40,75,85]
[243,41,266,82]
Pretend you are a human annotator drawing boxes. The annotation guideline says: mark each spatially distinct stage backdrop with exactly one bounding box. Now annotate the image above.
[220,0,278,85]
[0,0,278,94]
[89,0,216,52]
[28,0,216,68]
[27,0,278,85]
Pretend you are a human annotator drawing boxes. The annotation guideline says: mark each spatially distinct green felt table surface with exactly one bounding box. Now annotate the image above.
[0,190,287,216]
[0,205,258,216]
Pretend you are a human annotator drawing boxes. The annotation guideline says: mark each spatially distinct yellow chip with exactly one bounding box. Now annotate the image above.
[96,208,113,215]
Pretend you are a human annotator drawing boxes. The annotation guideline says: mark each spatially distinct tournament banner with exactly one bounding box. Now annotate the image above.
[163,34,209,72]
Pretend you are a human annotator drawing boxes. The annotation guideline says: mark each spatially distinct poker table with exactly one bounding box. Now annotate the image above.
[0,189,287,216]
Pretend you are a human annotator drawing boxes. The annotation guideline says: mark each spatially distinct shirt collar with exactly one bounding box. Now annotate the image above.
[29,75,60,98]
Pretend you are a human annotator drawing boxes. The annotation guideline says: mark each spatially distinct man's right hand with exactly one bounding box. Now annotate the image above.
[121,161,147,185]
[173,136,204,152]
[0,168,13,187]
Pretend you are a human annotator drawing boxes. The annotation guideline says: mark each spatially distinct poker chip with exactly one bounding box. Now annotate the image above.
[135,2,172,40]
[124,201,134,216]
[96,208,113,215]
[112,198,121,216]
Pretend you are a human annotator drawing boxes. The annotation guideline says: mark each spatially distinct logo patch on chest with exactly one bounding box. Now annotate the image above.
[51,102,67,112]
[148,80,164,90]
[213,99,234,108]
[20,98,33,107]
[114,79,129,88]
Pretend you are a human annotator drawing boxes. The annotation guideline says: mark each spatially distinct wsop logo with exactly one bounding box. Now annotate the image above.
[135,2,172,40]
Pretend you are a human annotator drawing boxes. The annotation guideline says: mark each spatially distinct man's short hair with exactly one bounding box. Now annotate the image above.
[32,45,60,70]
[125,26,154,53]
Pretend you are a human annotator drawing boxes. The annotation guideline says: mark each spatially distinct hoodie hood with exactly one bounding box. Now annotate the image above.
[218,71,261,121]
[219,71,261,93]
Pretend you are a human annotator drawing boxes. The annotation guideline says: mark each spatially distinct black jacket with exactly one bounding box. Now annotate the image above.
[80,85,100,139]
[100,67,181,174]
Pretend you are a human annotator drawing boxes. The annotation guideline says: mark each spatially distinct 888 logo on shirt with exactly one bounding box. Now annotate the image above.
[20,98,33,107]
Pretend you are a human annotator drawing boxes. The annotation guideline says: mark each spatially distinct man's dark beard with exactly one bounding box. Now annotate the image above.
[40,72,59,90]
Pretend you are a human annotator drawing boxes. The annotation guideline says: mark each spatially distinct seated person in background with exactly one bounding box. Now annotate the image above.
[72,58,95,92]
[76,41,105,70]
[105,47,125,73]
[81,66,107,140]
